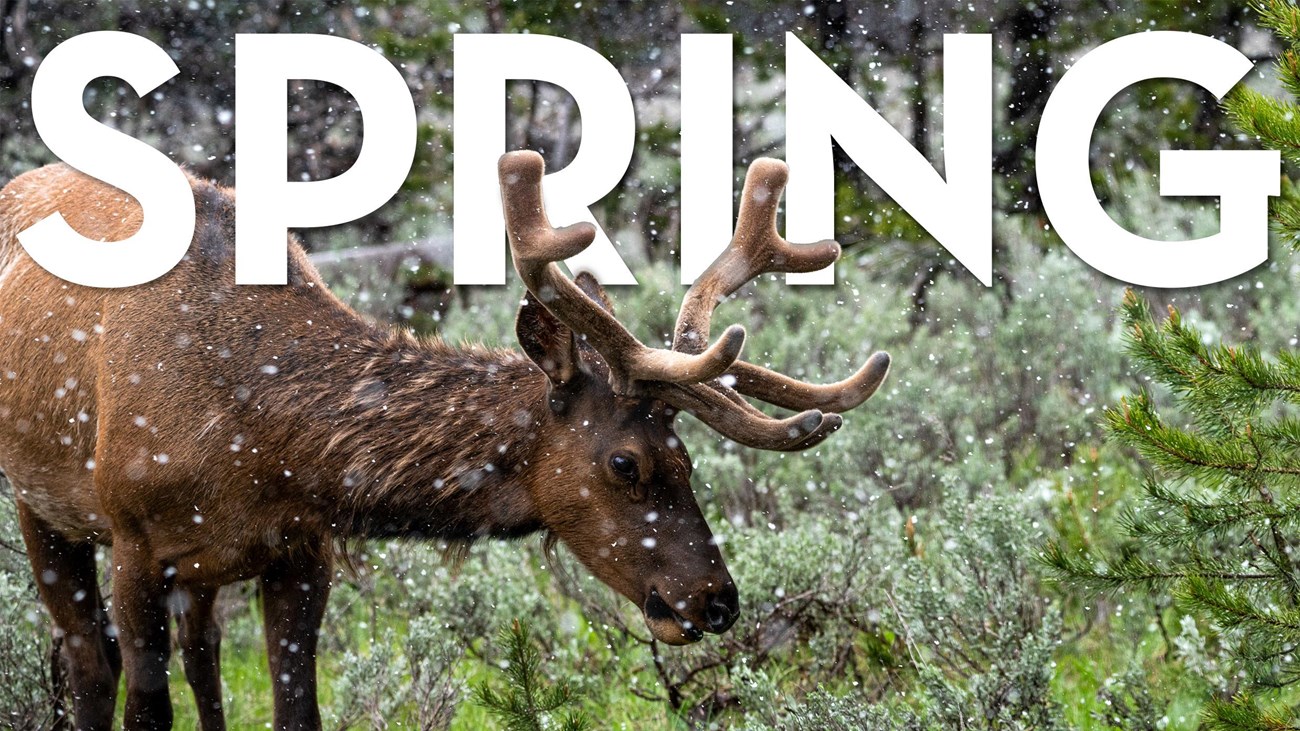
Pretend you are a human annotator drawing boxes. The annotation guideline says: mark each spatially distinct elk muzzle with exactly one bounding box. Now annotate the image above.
[641,575,740,645]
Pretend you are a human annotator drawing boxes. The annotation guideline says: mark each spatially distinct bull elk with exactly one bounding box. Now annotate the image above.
[0,150,889,730]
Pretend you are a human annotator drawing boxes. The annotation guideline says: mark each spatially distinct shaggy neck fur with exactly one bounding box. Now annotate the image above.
[304,328,551,542]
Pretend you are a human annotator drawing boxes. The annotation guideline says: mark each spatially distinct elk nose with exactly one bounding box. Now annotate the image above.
[704,585,740,634]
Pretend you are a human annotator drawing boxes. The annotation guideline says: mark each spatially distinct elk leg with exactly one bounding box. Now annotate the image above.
[177,585,225,731]
[98,579,121,681]
[15,499,118,731]
[261,550,332,731]
[111,531,174,731]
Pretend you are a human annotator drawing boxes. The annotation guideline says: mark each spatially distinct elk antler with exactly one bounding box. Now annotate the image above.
[498,151,887,452]
[500,152,744,390]
[673,158,891,415]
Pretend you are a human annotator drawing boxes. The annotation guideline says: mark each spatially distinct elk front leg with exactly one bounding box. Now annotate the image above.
[177,585,225,731]
[15,500,118,731]
[112,532,175,730]
[261,551,332,731]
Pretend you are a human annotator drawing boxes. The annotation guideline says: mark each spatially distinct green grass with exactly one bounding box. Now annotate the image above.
[148,587,686,730]
[1051,610,1199,730]
[129,577,1216,730]
[107,621,1207,731]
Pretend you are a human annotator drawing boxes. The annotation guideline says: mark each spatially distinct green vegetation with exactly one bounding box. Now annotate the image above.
[1043,2,1300,728]
[1044,291,1300,729]
[473,621,590,731]
[5,210,1286,728]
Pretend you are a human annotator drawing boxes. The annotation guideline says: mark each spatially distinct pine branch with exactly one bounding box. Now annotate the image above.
[1251,0,1300,50]
[473,619,589,731]
[1203,693,1300,731]
[1126,478,1300,543]
[1119,291,1300,417]
[1107,395,1300,484]
[1272,178,1300,246]
[1178,577,1300,639]
[1226,88,1300,168]
[1040,542,1272,594]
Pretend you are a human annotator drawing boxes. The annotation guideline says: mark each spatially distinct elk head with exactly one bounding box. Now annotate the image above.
[499,151,890,644]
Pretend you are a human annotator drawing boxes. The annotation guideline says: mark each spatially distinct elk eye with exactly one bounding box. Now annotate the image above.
[610,454,638,482]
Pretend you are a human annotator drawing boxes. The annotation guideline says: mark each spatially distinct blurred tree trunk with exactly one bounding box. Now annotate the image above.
[909,13,931,160]
[0,0,39,88]
[1194,1,1250,141]
[993,2,1055,208]
[994,0,1059,215]
[810,0,858,180]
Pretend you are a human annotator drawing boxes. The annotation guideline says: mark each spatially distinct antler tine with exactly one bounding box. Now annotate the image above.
[728,351,892,414]
[500,151,599,265]
[641,380,843,452]
[499,151,745,390]
[673,158,840,355]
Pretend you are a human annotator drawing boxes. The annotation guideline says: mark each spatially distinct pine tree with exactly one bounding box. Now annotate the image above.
[1044,290,1300,727]
[1229,0,1300,248]
[473,620,590,731]
[1044,2,1300,727]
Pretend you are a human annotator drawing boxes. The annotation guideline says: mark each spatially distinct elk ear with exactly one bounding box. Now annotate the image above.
[574,270,616,316]
[516,291,581,399]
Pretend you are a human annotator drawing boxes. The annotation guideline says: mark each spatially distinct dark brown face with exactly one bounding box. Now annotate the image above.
[516,294,739,645]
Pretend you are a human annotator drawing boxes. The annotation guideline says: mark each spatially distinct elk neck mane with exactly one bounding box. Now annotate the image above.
[275,325,555,543]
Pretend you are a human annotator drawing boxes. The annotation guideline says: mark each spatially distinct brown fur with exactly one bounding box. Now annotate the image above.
[0,165,737,731]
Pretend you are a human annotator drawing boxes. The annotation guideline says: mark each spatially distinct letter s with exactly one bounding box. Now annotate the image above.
[21,31,195,288]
